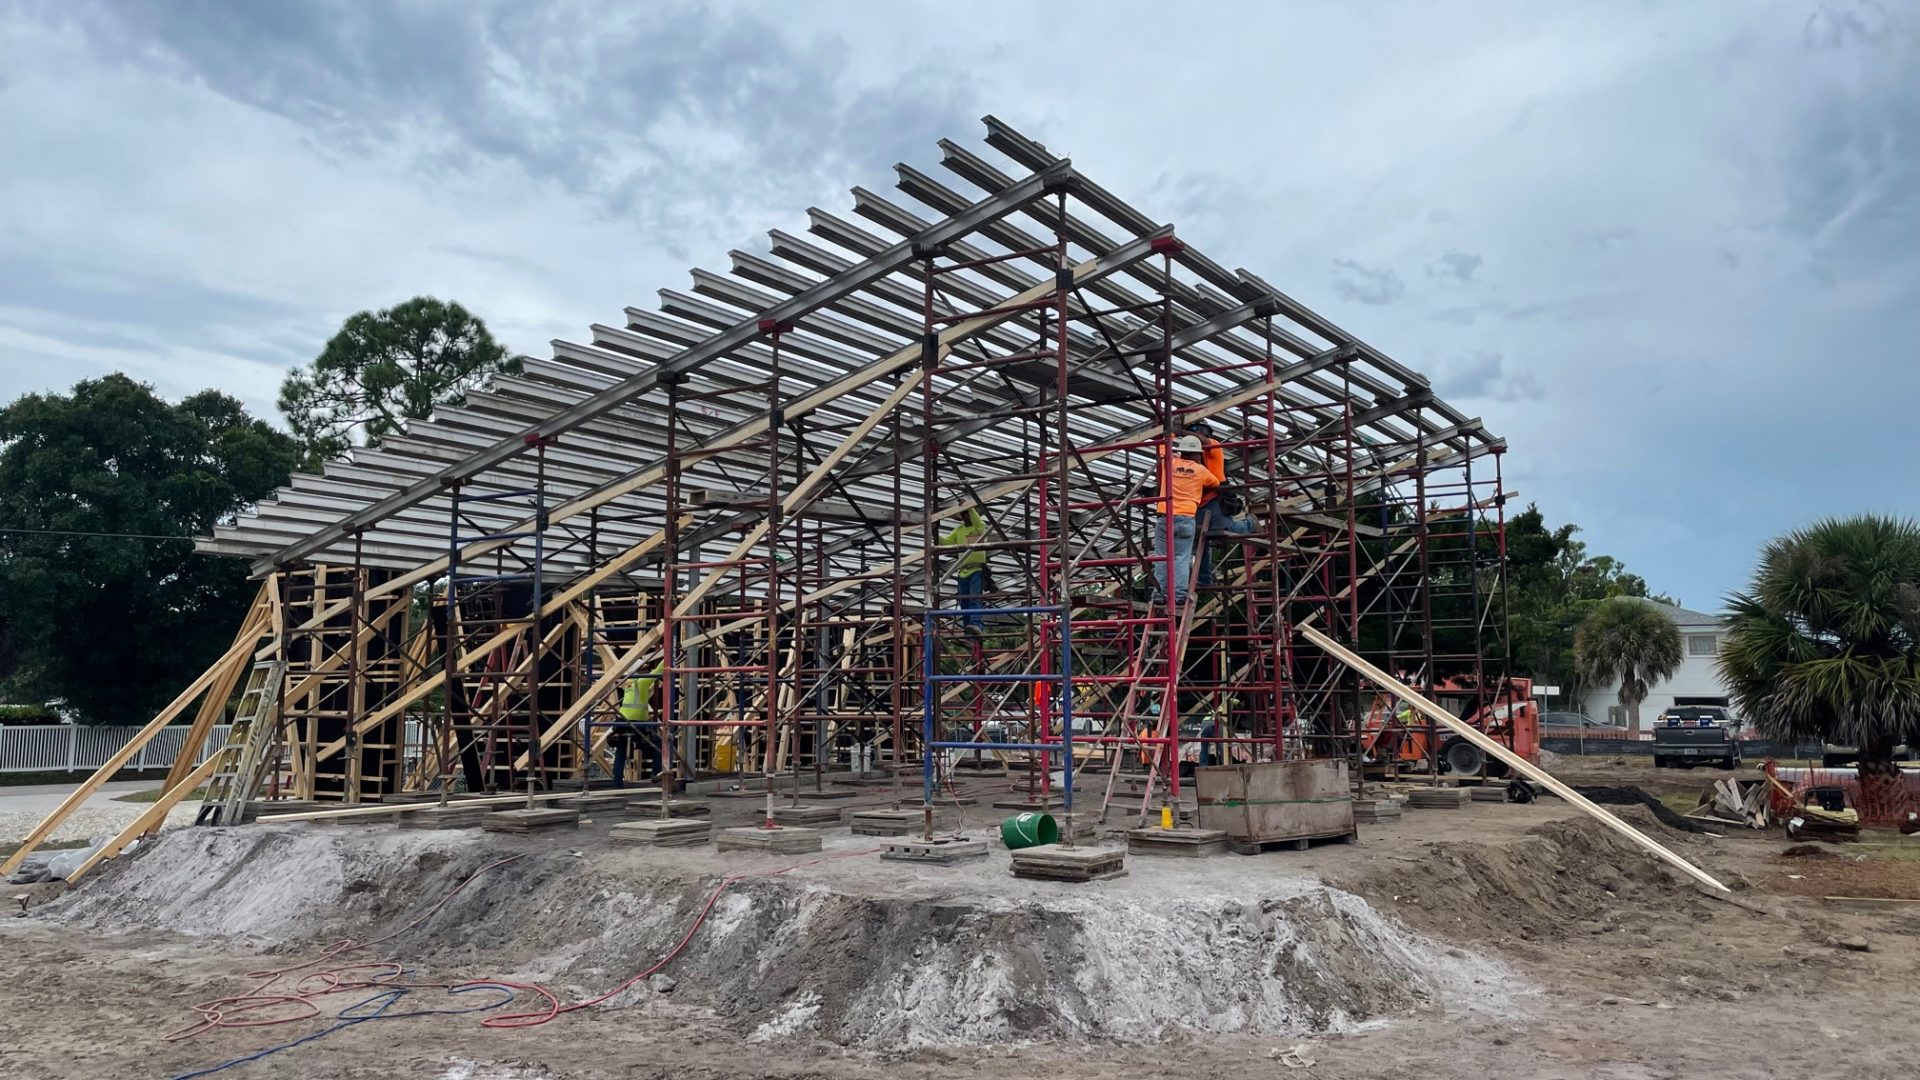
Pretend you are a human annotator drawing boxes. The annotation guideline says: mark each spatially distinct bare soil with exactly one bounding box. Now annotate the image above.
[2,766,1917,1080]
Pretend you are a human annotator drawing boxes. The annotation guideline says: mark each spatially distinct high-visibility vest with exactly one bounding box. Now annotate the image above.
[618,676,654,723]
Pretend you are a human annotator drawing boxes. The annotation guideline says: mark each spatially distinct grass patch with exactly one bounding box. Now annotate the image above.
[1657,791,1702,816]
[112,785,208,804]
[1857,842,1920,863]
[0,838,89,861]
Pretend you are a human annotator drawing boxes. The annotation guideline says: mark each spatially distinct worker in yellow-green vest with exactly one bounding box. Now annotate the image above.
[941,505,989,636]
[612,661,665,789]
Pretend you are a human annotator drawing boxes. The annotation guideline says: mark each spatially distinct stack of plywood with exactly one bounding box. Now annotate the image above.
[715,825,822,854]
[554,792,634,815]
[482,807,582,833]
[1352,797,1403,824]
[396,804,494,830]
[1406,787,1471,809]
[770,804,843,826]
[849,808,921,836]
[1009,844,1126,882]
[609,818,712,847]
[1125,827,1227,857]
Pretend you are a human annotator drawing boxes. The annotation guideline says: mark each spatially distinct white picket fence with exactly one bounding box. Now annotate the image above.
[0,724,232,774]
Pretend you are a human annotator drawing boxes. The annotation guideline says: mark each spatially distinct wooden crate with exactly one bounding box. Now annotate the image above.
[1195,760,1354,844]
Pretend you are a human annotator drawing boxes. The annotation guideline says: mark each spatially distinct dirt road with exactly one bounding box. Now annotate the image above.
[2,775,1916,1080]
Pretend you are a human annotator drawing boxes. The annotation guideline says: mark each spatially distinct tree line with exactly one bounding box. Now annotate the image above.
[0,298,515,724]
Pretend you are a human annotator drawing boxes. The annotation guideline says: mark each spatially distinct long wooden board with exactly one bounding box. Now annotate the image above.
[1295,624,1730,893]
[0,612,272,876]
[66,753,226,883]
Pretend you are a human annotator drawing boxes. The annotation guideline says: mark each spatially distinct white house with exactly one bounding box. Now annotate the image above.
[1579,601,1734,727]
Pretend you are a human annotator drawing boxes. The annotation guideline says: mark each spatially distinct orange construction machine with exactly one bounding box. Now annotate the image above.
[1360,675,1539,778]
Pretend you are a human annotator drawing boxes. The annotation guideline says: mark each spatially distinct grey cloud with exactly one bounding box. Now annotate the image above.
[1440,349,1544,403]
[1773,36,1920,278]
[1428,303,1496,326]
[0,249,314,360]
[52,0,978,227]
[1329,258,1405,305]
[1585,226,1636,251]
[1427,250,1483,282]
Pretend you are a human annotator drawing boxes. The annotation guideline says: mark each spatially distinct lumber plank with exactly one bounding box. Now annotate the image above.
[67,752,225,882]
[0,611,271,876]
[1296,624,1731,892]
[164,581,271,791]
[257,789,585,822]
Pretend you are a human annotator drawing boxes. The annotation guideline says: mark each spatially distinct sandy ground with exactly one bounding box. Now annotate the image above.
[3,762,1918,1079]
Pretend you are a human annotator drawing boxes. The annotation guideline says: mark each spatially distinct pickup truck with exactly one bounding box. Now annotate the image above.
[1652,706,1742,770]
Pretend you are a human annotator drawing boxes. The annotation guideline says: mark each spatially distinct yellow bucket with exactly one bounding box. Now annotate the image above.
[712,736,736,773]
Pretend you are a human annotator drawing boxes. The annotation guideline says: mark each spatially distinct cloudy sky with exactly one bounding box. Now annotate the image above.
[1,0,1914,607]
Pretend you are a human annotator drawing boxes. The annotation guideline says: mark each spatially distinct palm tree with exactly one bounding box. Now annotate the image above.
[1574,597,1683,735]
[1719,515,1920,822]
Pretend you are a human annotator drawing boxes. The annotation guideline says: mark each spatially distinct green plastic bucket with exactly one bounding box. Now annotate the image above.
[1000,812,1059,849]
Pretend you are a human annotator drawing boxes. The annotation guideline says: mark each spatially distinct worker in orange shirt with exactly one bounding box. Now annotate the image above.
[1153,433,1224,607]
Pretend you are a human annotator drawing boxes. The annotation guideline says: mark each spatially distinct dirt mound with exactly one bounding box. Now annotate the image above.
[1329,817,1691,948]
[46,825,1514,1047]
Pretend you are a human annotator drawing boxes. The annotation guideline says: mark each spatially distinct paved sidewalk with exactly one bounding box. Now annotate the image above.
[0,779,202,847]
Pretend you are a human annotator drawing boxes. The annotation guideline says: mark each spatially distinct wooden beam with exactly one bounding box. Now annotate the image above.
[65,753,225,882]
[255,788,605,822]
[512,374,920,769]
[1294,623,1730,892]
[0,611,271,876]
[163,581,271,791]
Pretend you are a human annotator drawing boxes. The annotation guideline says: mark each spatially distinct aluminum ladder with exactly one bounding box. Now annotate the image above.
[196,659,287,825]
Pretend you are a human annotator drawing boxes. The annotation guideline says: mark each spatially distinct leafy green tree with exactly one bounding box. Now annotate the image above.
[0,375,295,722]
[1498,504,1674,707]
[279,297,518,467]
[1719,515,1920,820]
[1574,597,1683,734]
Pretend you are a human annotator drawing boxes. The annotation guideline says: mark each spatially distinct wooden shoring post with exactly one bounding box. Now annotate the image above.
[1415,428,1437,783]
[512,373,922,771]
[0,607,272,875]
[346,536,368,804]
[1295,624,1730,892]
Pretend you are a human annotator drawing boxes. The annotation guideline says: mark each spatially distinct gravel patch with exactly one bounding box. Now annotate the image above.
[0,798,202,848]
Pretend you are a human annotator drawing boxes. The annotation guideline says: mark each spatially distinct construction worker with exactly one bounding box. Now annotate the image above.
[941,503,989,635]
[611,661,664,788]
[1184,420,1250,591]
[1154,433,1224,607]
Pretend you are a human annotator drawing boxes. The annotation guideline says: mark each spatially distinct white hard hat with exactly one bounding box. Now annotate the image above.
[1174,434,1203,453]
